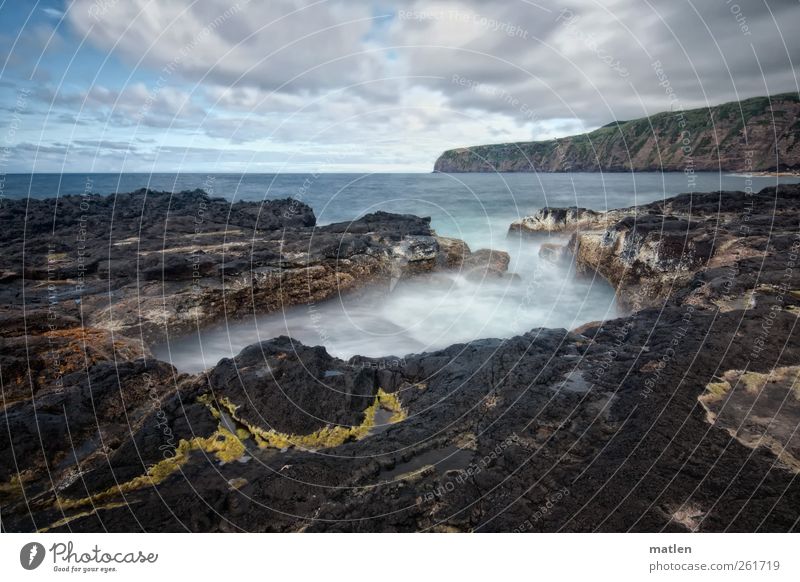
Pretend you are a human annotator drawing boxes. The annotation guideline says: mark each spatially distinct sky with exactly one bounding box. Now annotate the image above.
[0,0,798,173]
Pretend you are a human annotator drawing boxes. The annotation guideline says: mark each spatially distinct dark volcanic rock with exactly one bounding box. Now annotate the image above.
[0,190,495,343]
[0,188,507,532]
[2,185,800,533]
[521,184,800,310]
[206,336,380,435]
[10,305,800,533]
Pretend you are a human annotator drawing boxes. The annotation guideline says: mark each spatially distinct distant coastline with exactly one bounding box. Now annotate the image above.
[433,92,800,174]
[728,171,800,177]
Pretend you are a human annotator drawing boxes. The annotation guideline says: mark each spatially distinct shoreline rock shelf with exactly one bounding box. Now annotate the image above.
[0,189,509,344]
[2,186,800,532]
[518,184,800,311]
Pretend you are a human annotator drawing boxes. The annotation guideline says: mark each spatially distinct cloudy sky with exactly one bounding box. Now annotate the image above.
[1,0,798,172]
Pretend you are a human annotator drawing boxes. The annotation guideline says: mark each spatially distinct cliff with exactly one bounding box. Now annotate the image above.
[434,93,800,173]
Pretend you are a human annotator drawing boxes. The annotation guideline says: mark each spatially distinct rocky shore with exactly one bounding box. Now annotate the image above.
[0,189,508,345]
[2,185,800,533]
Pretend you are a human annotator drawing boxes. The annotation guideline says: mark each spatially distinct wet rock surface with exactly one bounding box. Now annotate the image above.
[0,190,487,343]
[530,185,800,310]
[509,206,606,237]
[2,186,800,532]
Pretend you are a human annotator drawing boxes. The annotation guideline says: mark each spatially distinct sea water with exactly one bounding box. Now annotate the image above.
[7,171,798,371]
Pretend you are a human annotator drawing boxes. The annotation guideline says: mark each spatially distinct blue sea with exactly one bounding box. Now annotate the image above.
[6,172,798,370]
[4,171,795,248]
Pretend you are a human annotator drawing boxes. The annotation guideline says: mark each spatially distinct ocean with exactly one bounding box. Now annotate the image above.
[6,171,798,370]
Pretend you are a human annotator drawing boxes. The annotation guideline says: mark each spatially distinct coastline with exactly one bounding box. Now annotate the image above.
[727,171,800,177]
[2,184,799,532]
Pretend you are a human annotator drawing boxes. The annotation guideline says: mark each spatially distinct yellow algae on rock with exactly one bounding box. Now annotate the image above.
[39,502,129,532]
[57,426,245,511]
[202,388,407,451]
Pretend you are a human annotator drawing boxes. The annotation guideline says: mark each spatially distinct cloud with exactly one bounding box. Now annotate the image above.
[69,0,800,124]
[4,0,797,172]
[66,0,386,94]
[31,82,204,129]
[386,0,800,127]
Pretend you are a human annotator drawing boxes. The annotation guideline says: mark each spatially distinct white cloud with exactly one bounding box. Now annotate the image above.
[67,0,385,93]
[8,0,798,171]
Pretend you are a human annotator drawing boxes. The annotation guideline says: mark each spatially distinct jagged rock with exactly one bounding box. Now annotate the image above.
[0,348,183,512]
[206,336,380,435]
[509,207,603,236]
[0,189,508,530]
[3,185,800,533]
[0,191,499,343]
[521,184,800,310]
[434,236,471,268]
[462,248,511,279]
[12,304,800,532]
